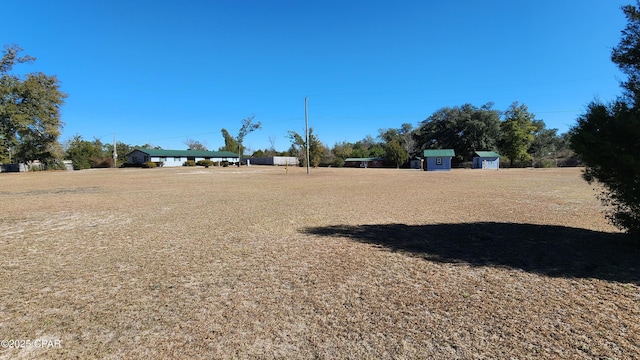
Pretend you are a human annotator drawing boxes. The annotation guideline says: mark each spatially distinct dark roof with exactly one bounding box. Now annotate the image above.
[474,151,500,158]
[423,149,455,157]
[128,149,239,158]
[344,157,384,162]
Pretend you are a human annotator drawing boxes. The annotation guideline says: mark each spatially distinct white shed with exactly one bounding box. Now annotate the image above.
[473,151,500,170]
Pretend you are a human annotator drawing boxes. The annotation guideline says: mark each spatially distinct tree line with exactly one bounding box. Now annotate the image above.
[58,101,574,171]
[272,102,574,169]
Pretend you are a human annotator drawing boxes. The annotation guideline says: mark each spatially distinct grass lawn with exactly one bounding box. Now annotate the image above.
[0,166,638,359]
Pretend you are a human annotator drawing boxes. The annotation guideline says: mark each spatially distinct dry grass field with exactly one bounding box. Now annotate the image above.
[0,166,638,359]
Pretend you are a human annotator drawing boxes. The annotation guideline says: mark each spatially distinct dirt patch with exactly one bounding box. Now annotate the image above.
[0,167,637,359]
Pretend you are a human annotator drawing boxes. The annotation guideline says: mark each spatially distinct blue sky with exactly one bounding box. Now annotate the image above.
[2,0,630,152]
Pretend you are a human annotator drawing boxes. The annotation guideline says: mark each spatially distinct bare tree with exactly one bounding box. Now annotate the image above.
[268,136,276,152]
[184,138,207,151]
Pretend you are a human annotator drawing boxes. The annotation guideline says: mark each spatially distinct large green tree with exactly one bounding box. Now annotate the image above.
[379,123,417,158]
[612,3,640,106]
[355,135,385,158]
[331,141,354,167]
[571,2,640,237]
[0,44,66,166]
[219,115,261,161]
[415,103,500,163]
[65,135,133,169]
[65,135,103,170]
[103,140,133,167]
[499,102,538,166]
[528,123,559,167]
[237,114,261,159]
[219,129,239,152]
[463,103,502,158]
[379,126,411,168]
[384,138,408,168]
[288,128,325,167]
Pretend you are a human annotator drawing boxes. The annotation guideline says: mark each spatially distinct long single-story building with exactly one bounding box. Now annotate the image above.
[344,157,385,168]
[126,149,240,167]
[423,149,455,171]
[248,156,299,166]
[473,151,500,170]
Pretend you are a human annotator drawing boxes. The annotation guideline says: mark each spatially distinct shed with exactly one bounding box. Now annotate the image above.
[410,157,423,170]
[0,163,28,172]
[248,156,299,166]
[473,151,500,170]
[344,157,385,168]
[423,149,455,171]
[126,149,240,167]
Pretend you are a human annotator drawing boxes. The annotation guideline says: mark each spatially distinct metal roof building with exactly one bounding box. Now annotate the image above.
[473,151,500,170]
[126,149,239,167]
[423,149,455,171]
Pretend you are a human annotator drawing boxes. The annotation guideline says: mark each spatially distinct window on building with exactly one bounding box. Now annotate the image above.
[174,157,181,161]
[436,157,442,165]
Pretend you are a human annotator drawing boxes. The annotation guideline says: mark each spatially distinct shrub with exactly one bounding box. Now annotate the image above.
[90,157,113,168]
[183,160,196,167]
[196,160,214,168]
[121,163,143,168]
[142,161,157,168]
[44,162,68,171]
[537,159,554,168]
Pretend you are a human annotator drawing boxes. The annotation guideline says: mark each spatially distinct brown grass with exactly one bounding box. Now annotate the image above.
[0,166,638,359]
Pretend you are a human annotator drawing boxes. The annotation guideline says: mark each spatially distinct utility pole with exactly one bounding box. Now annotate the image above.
[112,133,118,168]
[305,96,310,175]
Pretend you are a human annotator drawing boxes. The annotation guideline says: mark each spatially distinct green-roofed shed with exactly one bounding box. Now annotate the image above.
[473,151,500,170]
[423,149,455,171]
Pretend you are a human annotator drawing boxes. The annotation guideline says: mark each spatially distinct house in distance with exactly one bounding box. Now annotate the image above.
[423,149,455,171]
[126,149,240,167]
[344,157,385,168]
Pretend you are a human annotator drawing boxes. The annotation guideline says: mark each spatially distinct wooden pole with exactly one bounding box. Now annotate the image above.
[305,97,310,175]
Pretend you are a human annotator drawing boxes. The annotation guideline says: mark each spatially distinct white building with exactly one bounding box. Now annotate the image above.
[126,149,240,167]
[248,156,298,166]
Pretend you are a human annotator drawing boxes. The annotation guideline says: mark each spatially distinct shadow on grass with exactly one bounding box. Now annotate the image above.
[302,223,640,284]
